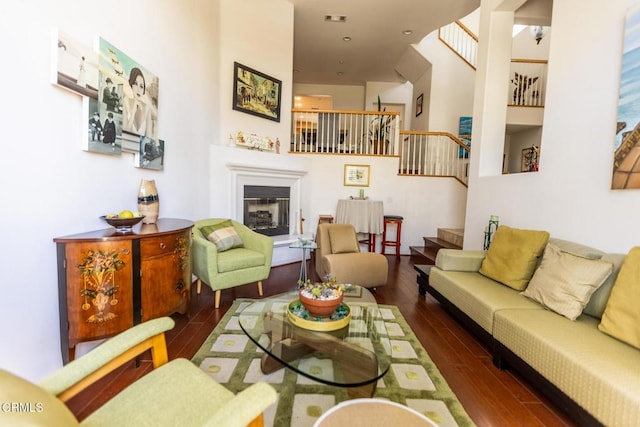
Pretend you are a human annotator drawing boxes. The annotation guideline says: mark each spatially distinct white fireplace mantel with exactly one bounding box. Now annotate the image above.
[227,162,308,237]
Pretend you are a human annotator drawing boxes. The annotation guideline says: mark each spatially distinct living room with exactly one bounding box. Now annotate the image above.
[1,0,639,423]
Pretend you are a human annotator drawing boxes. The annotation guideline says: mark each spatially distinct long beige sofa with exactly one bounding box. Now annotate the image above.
[427,237,640,427]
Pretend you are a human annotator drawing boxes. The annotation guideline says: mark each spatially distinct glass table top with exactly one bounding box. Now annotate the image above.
[238,285,391,397]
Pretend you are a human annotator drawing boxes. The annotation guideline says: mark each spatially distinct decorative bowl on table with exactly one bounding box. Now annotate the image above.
[287,299,351,332]
[100,215,145,232]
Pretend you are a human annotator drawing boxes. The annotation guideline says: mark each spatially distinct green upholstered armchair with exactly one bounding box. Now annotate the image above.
[192,218,274,308]
[0,317,276,427]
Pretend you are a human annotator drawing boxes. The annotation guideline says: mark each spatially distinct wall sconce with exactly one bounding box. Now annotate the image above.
[530,26,548,45]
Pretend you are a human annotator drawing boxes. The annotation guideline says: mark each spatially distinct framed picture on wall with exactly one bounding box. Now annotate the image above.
[415,93,424,117]
[344,164,370,186]
[233,62,282,122]
[521,146,539,172]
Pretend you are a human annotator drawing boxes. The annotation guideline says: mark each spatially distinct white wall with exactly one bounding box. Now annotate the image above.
[306,156,467,253]
[411,65,433,131]
[415,31,477,135]
[466,0,640,253]
[0,0,218,380]
[365,81,414,118]
[218,0,293,147]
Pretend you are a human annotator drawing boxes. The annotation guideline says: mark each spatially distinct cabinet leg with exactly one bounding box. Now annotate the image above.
[196,278,202,294]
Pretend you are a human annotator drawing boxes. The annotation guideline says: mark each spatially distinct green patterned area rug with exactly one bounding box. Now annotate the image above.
[191,299,475,427]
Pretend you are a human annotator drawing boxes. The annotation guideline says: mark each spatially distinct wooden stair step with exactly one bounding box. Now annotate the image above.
[409,246,438,265]
[423,237,462,250]
[410,236,463,265]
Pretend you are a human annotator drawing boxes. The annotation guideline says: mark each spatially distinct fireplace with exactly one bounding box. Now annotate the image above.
[243,185,290,236]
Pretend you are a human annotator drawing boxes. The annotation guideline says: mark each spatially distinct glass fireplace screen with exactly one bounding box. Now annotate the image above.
[243,185,290,236]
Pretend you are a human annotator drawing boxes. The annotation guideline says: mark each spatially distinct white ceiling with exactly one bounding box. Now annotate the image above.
[288,0,553,87]
[289,0,480,86]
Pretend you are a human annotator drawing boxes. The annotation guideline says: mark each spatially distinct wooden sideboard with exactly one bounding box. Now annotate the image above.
[53,218,194,364]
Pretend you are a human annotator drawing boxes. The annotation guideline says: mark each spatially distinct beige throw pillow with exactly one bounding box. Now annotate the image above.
[479,225,550,291]
[598,247,640,349]
[328,227,359,254]
[521,243,613,321]
[201,220,244,252]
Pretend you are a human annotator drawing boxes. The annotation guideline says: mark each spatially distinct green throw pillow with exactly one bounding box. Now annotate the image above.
[479,225,550,291]
[201,220,244,252]
[521,243,613,321]
[598,247,640,349]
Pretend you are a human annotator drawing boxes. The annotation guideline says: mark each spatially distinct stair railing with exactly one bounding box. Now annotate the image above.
[398,131,470,186]
[438,20,478,70]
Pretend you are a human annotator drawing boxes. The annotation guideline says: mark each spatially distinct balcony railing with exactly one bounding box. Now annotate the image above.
[398,131,470,186]
[509,59,548,107]
[291,109,400,155]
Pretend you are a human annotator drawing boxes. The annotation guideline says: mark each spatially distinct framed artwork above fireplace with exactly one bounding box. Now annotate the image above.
[233,62,282,122]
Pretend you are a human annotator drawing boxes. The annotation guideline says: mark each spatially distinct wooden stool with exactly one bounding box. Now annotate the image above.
[318,215,334,225]
[358,233,376,252]
[381,215,403,256]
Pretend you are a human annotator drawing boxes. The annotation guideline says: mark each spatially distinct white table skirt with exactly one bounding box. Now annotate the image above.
[336,199,384,234]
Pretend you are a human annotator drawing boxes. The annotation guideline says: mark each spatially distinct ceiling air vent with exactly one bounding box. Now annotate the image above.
[324,15,347,23]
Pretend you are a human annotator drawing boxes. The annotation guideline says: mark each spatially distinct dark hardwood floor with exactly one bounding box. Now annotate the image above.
[67,255,577,426]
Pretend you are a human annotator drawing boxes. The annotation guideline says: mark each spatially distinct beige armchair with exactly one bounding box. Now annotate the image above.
[0,317,276,427]
[315,223,388,288]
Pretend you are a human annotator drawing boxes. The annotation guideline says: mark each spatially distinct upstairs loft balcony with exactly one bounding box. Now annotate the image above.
[290,109,471,186]
[291,109,401,156]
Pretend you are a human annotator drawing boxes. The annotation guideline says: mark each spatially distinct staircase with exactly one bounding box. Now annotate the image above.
[410,228,464,264]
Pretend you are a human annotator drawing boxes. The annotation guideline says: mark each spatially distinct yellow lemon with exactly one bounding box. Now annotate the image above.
[118,210,134,218]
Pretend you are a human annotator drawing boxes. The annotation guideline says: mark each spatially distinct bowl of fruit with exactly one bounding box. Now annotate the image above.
[101,210,144,232]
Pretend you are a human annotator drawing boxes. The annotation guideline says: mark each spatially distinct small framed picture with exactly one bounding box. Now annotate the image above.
[233,62,282,122]
[415,93,424,117]
[344,164,370,187]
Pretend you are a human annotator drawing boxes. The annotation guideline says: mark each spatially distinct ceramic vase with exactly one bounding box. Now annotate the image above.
[138,179,159,224]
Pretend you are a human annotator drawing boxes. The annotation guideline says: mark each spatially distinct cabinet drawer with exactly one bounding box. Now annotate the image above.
[140,234,179,258]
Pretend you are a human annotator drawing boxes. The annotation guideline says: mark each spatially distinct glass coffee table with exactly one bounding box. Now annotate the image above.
[238,284,391,398]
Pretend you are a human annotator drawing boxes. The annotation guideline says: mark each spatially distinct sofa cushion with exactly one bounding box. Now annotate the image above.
[521,243,613,321]
[328,227,359,254]
[201,220,244,252]
[435,249,486,272]
[479,225,550,291]
[494,309,640,427]
[217,248,265,273]
[429,268,544,334]
[599,247,640,349]
[584,253,626,318]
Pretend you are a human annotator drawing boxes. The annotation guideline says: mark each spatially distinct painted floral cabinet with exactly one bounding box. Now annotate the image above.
[54,218,193,364]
